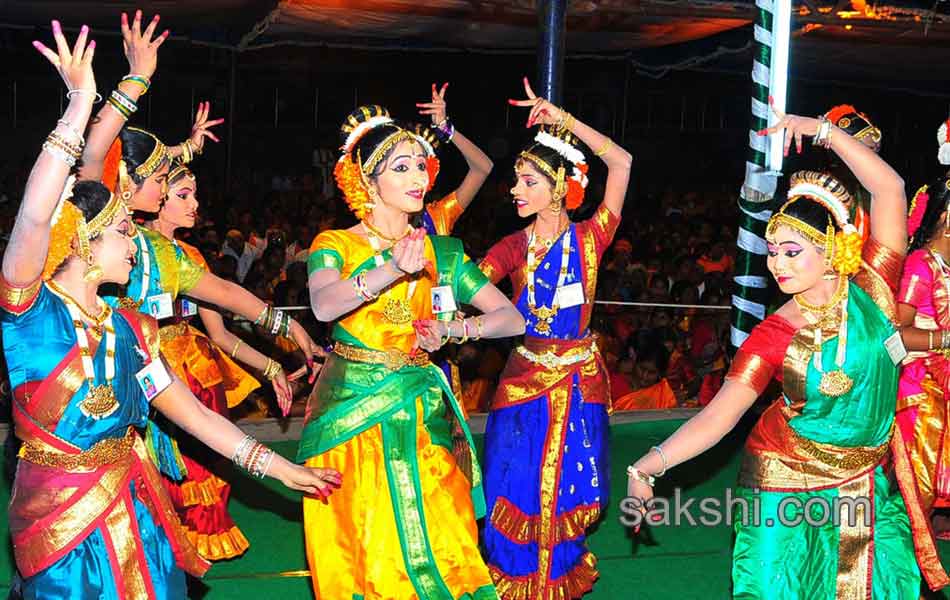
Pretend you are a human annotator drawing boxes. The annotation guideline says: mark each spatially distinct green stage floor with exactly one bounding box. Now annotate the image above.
[4,417,950,599]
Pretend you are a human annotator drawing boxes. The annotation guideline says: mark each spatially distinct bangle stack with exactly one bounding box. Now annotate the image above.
[444,317,484,344]
[263,358,283,381]
[43,123,85,167]
[121,74,151,95]
[352,273,378,302]
[432,117,455,143]
[555,110,575,134]
[232,435,275,479]
[813,115,833,149]
[107,89,138,121]
[254,305,292,338]
[65,88,102,103]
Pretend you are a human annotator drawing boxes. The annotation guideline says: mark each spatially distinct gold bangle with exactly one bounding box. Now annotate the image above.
[263,358,282,381]
[595,139,613,157]
[563,113,575,132]
[230,339,243,358]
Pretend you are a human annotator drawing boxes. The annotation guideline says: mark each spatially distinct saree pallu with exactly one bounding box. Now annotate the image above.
[483,335,610,600]
[158,321,259,561]
[296,351,496,600]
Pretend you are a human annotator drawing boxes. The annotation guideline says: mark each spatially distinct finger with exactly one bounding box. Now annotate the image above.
[73,25,89,61]
[415,103,439,108]
[143,14,160,41]
[153,30,170,48]
[121,12,132,41]
[522,76,536,99]
[507,99,536,107]
[203,131,221,143]
[288,365,308,381]
[783,129,792,157]
[418,109,438,116]
[769,95,785,121]
[431,82,438,102]
[439,82,448,99]
[51,20,70,65]
[32,41,60,67]
[82,39,96,64]
[132,10,143,38]
[205,118,226,128]
[795,130,803,154]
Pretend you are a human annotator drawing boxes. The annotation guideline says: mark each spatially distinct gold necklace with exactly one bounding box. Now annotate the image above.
[364,228,418,325]
[794,274,853,397]
[532,216,567,250]
[361,220,411,244]
[47,279,110,334]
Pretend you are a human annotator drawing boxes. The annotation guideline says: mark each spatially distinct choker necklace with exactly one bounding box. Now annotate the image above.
[362,220,411,244]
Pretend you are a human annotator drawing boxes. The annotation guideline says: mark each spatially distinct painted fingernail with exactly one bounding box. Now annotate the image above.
[756,129,766,136]
[89,40,96,49]
[52,20,61,33]
[32,40,41,48]
[768,95,774,104]
[81,25,89,34]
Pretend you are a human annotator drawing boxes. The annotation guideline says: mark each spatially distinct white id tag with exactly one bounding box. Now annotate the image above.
[180,298,198,318]
[146,293,174,320]
[554,282,585,308]
[884,330,908,366]
[430,285,458,314]
[136,359,173,402]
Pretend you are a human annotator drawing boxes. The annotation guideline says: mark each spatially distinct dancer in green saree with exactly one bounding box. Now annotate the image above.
[625,105,950,598]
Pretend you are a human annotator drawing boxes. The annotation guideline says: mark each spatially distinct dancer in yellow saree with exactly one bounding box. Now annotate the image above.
[300,105,524,599]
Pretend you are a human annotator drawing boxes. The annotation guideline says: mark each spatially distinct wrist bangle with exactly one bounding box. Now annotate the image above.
[626,465,655,487]
[595,139,613,157]
[66,89,103,103]
[230,339,243,358]
[263,358,283,381]
[651,445,669,477]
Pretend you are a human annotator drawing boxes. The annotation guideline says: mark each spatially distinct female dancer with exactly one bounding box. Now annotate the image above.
[414,82,494,236]
[479,78,632,599]
[896,175,950,538]
[7,24,339,599]
[145,159,298,560]
[626,105,949,597]
[300,105,524,600]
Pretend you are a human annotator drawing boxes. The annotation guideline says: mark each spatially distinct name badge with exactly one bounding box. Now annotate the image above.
[136,359,173,402]
[146,293,174,320]
[431,285,458,314]
[180,298,198,318]
[884,330,908,366]
[555,282,585,308]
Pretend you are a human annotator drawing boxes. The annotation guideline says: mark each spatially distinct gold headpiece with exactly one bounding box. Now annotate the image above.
[43,181,125,280]
[126,127,168,179]
[361,130,416,176]
[518,151,567,201]
[766,171,862,276]
[167,160,195,185]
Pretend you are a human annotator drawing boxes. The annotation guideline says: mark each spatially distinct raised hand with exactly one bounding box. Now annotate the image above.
[507,76,564,128]
[391,228,428,275]
[416,82,449,126]
[271,369,294,417]
[757,97,821,157]
[188,101,225,153]
[33,21,96,94]
[120,10,168,80]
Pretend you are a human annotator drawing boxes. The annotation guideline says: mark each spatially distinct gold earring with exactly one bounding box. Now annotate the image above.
[83,264,104,282]
[822,271,838,280]
[549,199,563,215]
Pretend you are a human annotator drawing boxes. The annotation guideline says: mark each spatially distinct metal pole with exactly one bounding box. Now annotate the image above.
[537,0,567,104]
[226,50,237,190]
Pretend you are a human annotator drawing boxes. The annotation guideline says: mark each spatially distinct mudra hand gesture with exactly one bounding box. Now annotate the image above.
[188,101,225,154]
[34,20,96,94]
[120,10,168,80]
[391,228,429,275]
[417,82,449,127]
[757,97,822,156]
[508,76,566,128]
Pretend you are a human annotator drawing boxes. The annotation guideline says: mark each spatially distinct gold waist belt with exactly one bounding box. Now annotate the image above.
[159,321,190,343]
[332,342,430,372]
[20,428,134,471]
[795,422,893,471]
[516,339,598,369]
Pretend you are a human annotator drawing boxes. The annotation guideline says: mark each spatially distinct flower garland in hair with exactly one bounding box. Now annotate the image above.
[937,119,950,166]
[333,154,374,221]
[43,176,85,280]
[342,115,394,155]
[533,129,588,209]
[908,184,930,239]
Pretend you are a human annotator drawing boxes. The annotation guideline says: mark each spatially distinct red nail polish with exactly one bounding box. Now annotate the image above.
[89,40,96,48]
